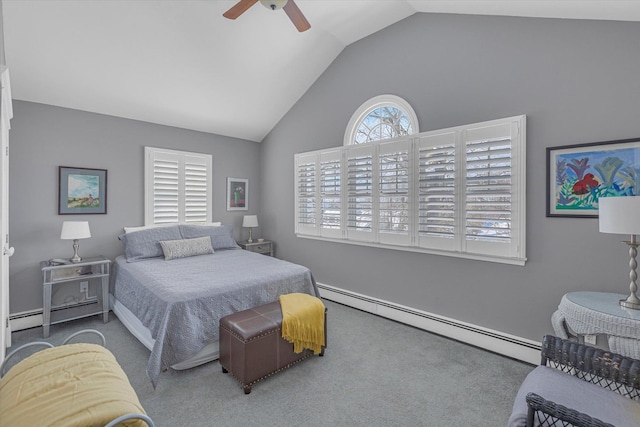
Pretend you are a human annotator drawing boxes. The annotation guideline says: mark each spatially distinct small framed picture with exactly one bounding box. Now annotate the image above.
[546,137,640,217]
[58,166,107,214]
[227,177,248,211]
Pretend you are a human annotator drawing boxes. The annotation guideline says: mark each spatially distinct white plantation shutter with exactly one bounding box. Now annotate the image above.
[417,132,457,251]
[184,156,210,223]
[346,144,375,242]
[319,149,342,238]
[145,147,212,225]
[378,139,410,245]
[463,120,523,258]
[294,115,526,265]
[295,153,318,236]
[151,155,180,224]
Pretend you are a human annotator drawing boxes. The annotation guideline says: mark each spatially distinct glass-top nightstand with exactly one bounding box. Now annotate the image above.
[40,256,111,338]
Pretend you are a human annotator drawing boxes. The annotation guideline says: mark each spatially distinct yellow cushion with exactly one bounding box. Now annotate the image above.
[0,343,147,427]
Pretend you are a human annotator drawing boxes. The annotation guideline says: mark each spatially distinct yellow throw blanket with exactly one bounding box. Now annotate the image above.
[279,293,325,354]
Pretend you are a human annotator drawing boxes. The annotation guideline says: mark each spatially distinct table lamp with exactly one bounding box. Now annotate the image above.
[599,196,640,309]
[243,215,258,243]
[60,221,91,263]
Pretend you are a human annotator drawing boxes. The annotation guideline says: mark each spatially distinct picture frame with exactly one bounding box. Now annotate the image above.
[58,166,107,215]
[227,177,248,211]
[546,137,640,217]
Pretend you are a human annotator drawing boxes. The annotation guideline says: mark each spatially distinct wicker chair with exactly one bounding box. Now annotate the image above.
[509,335,640,427]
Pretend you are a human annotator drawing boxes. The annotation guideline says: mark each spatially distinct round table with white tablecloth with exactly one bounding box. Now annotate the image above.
[551,291,640,359]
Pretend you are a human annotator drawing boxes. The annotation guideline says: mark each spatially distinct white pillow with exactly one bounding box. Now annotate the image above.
[124,222,222,234]
[160,236,214,260]
[123,224,173,234]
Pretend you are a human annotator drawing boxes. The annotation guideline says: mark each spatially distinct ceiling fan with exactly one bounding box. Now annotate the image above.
[223,0,311,32]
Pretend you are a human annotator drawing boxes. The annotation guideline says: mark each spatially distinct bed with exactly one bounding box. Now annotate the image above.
[110,224,319,387]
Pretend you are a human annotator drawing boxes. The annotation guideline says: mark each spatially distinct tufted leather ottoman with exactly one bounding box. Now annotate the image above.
[219,300,326,394]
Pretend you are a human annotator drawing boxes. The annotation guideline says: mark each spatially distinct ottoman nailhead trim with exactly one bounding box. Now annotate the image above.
[222,352,314,390]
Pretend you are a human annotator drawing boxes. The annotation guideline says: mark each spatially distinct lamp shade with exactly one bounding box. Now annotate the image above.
[242,215,259,228]
[60,221,91,240]
[599,196,640,235]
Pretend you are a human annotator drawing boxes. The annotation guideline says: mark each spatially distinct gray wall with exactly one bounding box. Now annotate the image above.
[260,13,640,342]
[9,101,261,313]
[0,0,5,65]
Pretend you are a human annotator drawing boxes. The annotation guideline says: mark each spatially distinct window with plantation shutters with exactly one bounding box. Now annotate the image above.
[294,115,526,265]
[145,147,212,226]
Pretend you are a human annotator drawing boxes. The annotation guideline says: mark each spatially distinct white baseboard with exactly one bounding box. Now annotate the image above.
[317,282,540,365]
[11,284,541,364]
[9,309,43,332]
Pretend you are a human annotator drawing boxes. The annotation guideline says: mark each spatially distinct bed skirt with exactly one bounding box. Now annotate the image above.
[109,294,220,370]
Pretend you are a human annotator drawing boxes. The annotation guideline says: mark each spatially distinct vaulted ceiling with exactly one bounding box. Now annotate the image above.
[4,0,640,142]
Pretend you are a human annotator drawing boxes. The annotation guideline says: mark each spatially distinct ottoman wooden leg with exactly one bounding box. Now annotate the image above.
[243,384,252,394]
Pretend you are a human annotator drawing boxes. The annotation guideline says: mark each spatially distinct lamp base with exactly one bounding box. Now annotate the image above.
[619,238,640,310]
[620,298,640,310]
[70,239,82,263]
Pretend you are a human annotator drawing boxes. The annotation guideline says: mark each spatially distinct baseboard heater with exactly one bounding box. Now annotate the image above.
[12,283,540,364]
[9,309,43,332]
[317,282,540,365]
[9,300,99,333]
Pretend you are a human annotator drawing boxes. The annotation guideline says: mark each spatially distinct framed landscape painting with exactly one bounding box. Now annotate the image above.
[227,177,248,211]
[58,166,107,214]
[546,138,640,217]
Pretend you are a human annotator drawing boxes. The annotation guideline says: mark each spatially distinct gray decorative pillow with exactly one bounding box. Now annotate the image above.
[160,236,214,260]
[118,225,182,262]
[179,224,239,250]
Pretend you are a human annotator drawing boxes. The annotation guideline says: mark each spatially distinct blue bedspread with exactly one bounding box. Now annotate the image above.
[111,249,318,387]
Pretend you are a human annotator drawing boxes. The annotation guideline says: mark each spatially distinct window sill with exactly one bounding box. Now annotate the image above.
[296,234,527,266]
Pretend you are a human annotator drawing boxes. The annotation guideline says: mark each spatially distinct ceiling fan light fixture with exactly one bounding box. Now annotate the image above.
[224,0,309,32]
[260,0,288,11]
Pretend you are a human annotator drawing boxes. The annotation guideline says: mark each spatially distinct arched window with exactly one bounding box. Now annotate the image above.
[344,95,419,145]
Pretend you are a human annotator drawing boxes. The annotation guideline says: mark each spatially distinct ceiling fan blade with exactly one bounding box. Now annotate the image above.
[223,0,259,20]
[283,0,311,32]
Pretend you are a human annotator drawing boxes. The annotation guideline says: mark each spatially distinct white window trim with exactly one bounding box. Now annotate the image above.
[144,146,212,226]
[296,115,527,266]
[344,94,419,146]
